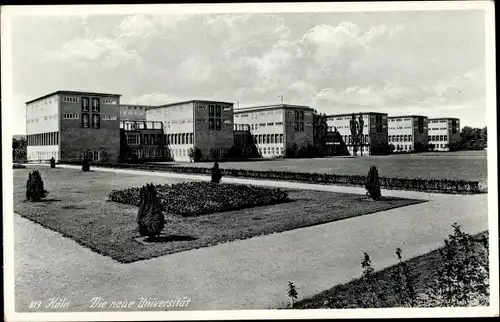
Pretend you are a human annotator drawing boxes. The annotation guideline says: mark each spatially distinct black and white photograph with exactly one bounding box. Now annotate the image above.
[1,1,498,320]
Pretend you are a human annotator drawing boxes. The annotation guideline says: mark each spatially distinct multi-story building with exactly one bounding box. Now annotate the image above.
[233,104,314,158]
[120,104,150,121]
[119,120,168,161]
[388,115,429,152]
[26,90,121,162]
[326,112,389,155]
[428,118,461,151]
[145,100,234,161]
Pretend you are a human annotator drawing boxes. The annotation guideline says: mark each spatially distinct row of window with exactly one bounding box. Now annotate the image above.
[332,115,369,121]
[252,133,285,145]
[131,148,164,158]
[28,151,58,161]
[430,135,449,142]
[249,122,284,130]
[389,118,413,122]
[236,110,283,118]
[429,127,448,131]
[389,135,414,142]
[27,114,58,123]
[27,132,59,146]
[27,97,59,109]
[260,147,284,156]
[62,96,117,105]
[429,120,448,124]
[342,134,370,144]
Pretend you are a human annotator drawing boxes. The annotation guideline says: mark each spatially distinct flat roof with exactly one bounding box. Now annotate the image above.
[428,117,460,121]
[326,111,388,118]
[26,90,121,104]
[148,99,234,110]
[234,104,313,113]
[388,115,428,119]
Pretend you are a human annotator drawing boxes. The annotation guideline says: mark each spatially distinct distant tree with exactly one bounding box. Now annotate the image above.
[12,137,27,162]
[287,281,298,308]
[313,111,329,156]
[365,166,382,200]
[211,161,222,183]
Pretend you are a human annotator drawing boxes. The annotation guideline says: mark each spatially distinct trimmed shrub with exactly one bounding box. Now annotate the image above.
[211,161,222,183]
[82,158,90,172]
[26,170,48,202]
[366,166,382,200]
[137,184,165,241]
[50,157,56,168]
[110,182,289,217]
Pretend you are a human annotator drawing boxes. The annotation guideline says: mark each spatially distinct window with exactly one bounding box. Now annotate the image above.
[216,119,221,131]
[103,98,117,105]
[223,106,232,111]
[151,134,156,145]
[92,114,100,129]
[92,98,100,112]
[295,110,305,131]
[215,105,221,117]
[439,135,444,141]
[267,122,274,126]
[444,135,448,141]
[404,135,408,141]
[271,134,275,144]
[64,96,79,103]
[93,151,99,161]
[63,113,79,119]
[127,133,140,145]
[77,98,89,113]
[143,134,150,145]
[409,135,413,141]
[102,115,117,121]
[81,113,90,128]
[189,133,194,144]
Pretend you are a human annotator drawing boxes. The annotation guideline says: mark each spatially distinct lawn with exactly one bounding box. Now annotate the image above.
[154,150,487,182]
[14,166,426,263]
[293,231,489,309]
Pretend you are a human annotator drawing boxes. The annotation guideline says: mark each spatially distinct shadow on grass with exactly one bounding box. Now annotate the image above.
[136,234,198,244]
[61,205,86,210]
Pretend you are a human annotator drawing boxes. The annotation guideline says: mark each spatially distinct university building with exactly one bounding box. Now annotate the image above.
[26,91,122,163]
[428,118,461,151]
[388,115,429,152]
[145,100,235,162]
[326,112,389,155]
[233,104,314,158]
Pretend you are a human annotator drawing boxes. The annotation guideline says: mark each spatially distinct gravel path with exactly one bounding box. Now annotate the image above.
[12,165,488,312]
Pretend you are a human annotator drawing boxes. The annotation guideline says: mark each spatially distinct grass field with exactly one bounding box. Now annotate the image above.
[13,167,425,263]
[155,150,487,182]
[294,231,489,309]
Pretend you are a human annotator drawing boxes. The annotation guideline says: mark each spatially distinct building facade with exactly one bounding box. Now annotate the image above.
[326,112,389,155]
[26,91,121,163]
[233,104,314,158]
[119,121,168,161]
[388,115,429,152]
[146,100,234,161]
[428,118,461,151]
[120,104,150,121]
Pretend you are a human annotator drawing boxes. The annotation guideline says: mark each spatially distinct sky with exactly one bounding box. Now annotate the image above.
[6,8,488,134]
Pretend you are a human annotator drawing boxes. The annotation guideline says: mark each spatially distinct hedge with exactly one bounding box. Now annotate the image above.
[59,160,482,194]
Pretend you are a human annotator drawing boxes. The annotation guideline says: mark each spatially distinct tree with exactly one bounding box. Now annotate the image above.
[12,137,27,162]
[211,161,222,183]
[313,111,329,156]
[26,170,48,202]
[358,114,365,156]
[137,184,165,241]
[365,166,382,200]
[287,281,298,308]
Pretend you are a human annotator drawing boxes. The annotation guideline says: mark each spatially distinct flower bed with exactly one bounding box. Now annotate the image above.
[109,181,290,217]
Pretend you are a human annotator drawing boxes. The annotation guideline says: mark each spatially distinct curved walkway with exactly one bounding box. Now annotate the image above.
[13,164,488,311]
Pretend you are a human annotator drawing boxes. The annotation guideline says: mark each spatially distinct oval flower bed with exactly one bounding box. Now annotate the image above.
[109,182,290,217]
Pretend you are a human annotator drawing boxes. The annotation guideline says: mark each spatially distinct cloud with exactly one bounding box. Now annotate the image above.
[9,11,487,131]
[42,36,142,69]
